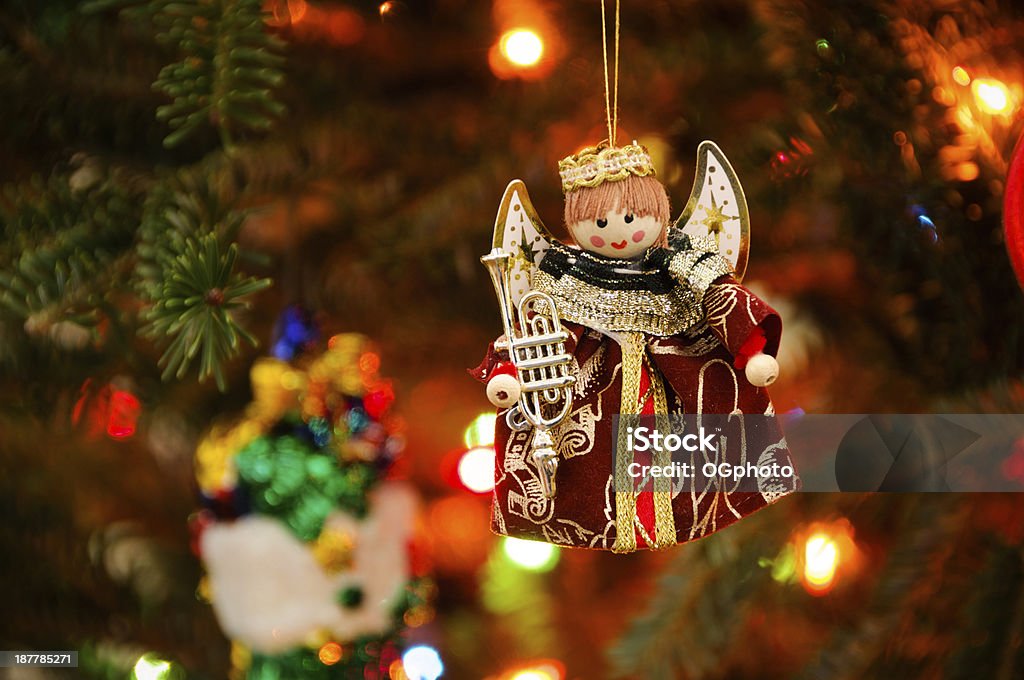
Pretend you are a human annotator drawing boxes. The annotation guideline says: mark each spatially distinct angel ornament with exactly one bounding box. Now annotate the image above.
[472,141,799,553]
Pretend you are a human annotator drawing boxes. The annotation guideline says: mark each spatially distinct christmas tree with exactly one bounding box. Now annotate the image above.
[1,0,1023,678]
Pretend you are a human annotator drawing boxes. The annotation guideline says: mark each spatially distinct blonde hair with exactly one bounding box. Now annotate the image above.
[564,174,671,247]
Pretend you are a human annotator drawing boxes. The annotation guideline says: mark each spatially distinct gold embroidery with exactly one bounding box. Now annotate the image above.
[612,332,645,553]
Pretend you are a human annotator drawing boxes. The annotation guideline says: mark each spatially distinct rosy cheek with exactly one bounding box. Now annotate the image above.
[590,235,606,248]
[631,230,646,243]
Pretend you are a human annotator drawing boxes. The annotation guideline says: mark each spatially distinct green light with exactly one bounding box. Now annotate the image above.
[463,412,497,449]
[132,653,176,680]
[502,537,559,572]
[815,39,831,57]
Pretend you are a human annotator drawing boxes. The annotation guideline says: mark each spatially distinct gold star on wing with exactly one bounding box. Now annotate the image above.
[515,229,537,269]
[700,193,737,246]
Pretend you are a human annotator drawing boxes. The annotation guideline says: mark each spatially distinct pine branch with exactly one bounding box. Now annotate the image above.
[608,512,788,680]
[150,0,286,149]
[942,541,1024,680]
[0,168,141,336]
[795,497,968,680]
[141,231,270,390]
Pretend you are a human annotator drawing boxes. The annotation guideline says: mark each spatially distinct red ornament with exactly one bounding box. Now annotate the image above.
[1005,133,1024,291]
[106,389,141,439]
[363,381,394,419]
[72,381,141,440]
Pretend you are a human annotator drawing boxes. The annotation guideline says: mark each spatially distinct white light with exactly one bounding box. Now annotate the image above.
[502,537,559,571]
[973,78,1011,114]
[501,29,544,67]
[402,645,444,680]
[458,446,496,493]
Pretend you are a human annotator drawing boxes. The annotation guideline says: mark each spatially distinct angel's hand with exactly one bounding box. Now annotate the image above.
[744,353,779,387]
[486,361,521,408]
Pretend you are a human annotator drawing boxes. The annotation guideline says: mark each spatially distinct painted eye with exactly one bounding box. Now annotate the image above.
[624,213,634,223]
[596,218,608,228]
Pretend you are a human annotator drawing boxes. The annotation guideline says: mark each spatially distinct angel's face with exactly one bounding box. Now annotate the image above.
[570,208,663,260]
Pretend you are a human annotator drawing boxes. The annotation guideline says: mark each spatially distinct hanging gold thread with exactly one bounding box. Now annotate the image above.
[600,0,621,147]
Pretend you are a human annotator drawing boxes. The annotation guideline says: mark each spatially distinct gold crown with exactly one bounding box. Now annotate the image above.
[558,141,656,193]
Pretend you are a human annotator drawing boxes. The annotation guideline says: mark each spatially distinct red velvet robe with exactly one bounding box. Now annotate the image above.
[473,250,799,552]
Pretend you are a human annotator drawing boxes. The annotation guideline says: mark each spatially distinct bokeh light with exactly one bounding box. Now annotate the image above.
[972,78,1012,114]
[794,519,860,596]
[132,654,175,680]
[803,532,839,591]
[500,29,544,67]
[318,641,343,665]
[458,445,496,493]
[952,66,971,86]
[401,645,443,680]
[463,411,496,448]
[497,659,566,680]
[502,537,559,572]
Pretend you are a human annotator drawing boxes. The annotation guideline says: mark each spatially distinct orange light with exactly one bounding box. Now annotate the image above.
[318,642,342,666]
[388,659,410,680]
[500,29,544,67]
[379,1,395,18]
[266,0,308,26]
[794,520,859,596]
[972,78,1012,114]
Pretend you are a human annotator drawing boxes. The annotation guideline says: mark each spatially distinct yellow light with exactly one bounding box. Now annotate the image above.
[458,445,496,493]
[803,532,839,591]
[502,536,559,572]
[132,654,174,680]
[512,672,554,680]
[952,66,971,86]
[972,78,1011,114]
[500,660,565,680]
[501,29,544,68]
[463,412,496,448]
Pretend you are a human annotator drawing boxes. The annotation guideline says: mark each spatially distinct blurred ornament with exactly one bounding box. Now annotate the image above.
[194,333,431,677]
[107,388,141,439]
[1004,132,1024,290]
[769,137,813,181]
[72,380,141,440]
[271,305,319,361]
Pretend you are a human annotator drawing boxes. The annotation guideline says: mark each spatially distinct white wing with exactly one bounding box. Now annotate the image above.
[673,141,751,281]
[491,180,555,305]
